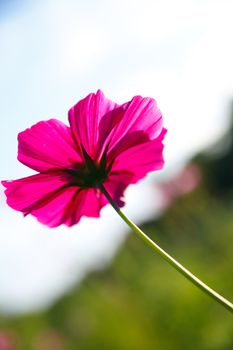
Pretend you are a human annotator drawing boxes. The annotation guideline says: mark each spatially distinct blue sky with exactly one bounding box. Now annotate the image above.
[0,0,233,314]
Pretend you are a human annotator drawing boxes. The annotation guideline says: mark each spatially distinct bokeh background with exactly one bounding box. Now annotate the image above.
[0,0,233,349]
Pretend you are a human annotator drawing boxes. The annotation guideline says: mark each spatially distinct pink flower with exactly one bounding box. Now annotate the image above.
[2,90,166,227]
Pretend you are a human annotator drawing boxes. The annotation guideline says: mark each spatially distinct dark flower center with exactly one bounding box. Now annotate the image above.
[66,146,111,188]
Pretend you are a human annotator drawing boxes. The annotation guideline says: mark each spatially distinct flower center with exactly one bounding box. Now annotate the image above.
[67,146,111,188]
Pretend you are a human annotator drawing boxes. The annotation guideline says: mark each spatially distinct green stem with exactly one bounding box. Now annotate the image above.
[99,184,233,313]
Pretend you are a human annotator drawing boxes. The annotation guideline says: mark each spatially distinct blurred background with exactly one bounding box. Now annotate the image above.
[0,0,233,349]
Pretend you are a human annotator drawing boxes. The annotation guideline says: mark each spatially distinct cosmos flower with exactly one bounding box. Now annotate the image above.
[2,90,166,227]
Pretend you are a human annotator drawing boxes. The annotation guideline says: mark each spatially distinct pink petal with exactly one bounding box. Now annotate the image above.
[107,130,150,163]
[2,172,105,227]
[2,171,72,213]
[18,119,82,172]
[30,188,102,227]
[30,186,82,227]
[111,128,167,183]
[99,95,163,156]
[68,90,118,159]
[62,188,103,227]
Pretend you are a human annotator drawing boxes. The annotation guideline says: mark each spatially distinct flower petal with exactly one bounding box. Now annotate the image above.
[2,172,105,227]
[29,188,102,227]
[30,186,82,227]
[111,128,167,183]
[18,119,82,172]
[99,95,163,156]
[62,188,102,226]
[68,90,118,159]
[2,171,72,213]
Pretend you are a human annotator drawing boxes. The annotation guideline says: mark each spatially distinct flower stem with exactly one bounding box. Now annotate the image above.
[99,184,233,313]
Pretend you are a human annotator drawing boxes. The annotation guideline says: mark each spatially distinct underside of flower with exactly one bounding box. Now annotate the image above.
[2,90,166,227]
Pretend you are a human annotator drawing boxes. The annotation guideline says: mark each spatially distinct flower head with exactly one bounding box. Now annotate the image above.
[2,90,166,227]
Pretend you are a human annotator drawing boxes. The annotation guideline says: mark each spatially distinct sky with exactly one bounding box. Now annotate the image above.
[0,0,233,314]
